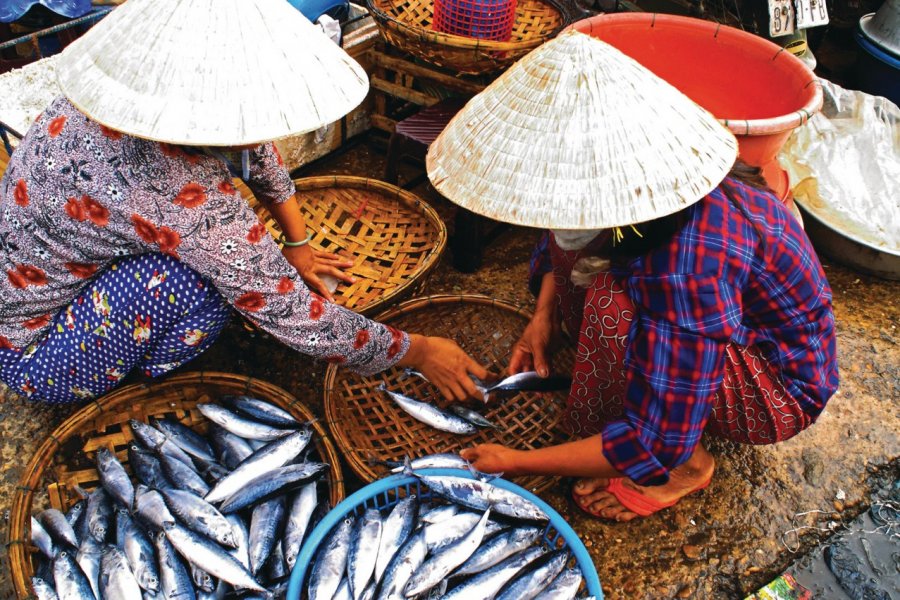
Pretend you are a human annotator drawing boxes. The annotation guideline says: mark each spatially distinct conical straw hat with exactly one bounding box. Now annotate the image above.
[56,0,369,146]
[426,30,738,229]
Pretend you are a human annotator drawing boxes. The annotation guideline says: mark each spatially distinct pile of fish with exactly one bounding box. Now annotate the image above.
[29,395,330,599]
[308,463,593,600]
[380,371,573,435]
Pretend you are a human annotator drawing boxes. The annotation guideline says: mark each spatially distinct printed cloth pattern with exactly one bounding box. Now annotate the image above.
[0,97,409,393]
[0,253,230,403]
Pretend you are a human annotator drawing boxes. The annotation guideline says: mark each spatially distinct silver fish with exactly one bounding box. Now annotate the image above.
[266,540,287,581]
[115,508,132,548]
[404,510,491,597]
[31,577,58,600]
[378,384,477,434]
[308,516,354,600]
[190,564,215,593]
[151,417,216,463]
[442,545,547,600]
[85,488,113,543]
[388,453,470,473]
[52,551,96,600]
[99,545,142,599]
[409,472,547,521]
[38,509,78,549]
[494,549,569,600]
[485,371,572,394]
[153,530,196,600]
[418,503,459,524]
[128,445,174,490]
[225,514,250,571]
[283,482,318,571]
[218,462,328,513]
[157,451,210,497]
[447,404,500,429]
[222,395,300,428]
[164,522,265,592]
[423,512,482,550]
[64,501,86,541]
[122,515,160,593]
[375,529,427,600]
[96,448,135,510]
[130,419,194,467]
[196,403,295,441]
[246,438,267,451]
[248,496,286,575]
[159,488,237,548]
[75,533,102,599]
[208,424,255,470]
[204,428,312,504]
[334,578,353,600]
[134,486,176,530]
[454,525,543,576]
[347,508,382,600]
[31,516,56,559]
[533,566,583,600]
[374,495,418,582]
[191,456,230,483]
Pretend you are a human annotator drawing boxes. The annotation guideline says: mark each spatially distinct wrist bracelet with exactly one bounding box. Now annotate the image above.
[279,231,311,247]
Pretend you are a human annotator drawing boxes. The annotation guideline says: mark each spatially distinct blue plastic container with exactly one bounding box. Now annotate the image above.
[855,28,900,106]
[287,0,350,22]
[287,468,603,599]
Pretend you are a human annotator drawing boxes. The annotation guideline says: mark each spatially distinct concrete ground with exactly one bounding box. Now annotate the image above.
[0,139,897,599]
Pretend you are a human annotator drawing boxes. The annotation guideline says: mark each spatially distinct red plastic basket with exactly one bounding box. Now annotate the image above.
[432,0,517,41]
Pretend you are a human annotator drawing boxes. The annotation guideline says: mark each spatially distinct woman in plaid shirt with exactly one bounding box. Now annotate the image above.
[462,161,839,520]
[432,32,839,520]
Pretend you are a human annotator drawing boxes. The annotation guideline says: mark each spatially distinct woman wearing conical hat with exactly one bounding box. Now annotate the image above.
[439,31,839,519]
[0,0,487,403]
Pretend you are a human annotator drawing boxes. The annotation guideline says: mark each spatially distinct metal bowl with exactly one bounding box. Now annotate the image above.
[796,198,900,281]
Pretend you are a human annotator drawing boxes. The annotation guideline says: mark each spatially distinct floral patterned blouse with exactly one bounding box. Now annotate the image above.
[0,97,409,375]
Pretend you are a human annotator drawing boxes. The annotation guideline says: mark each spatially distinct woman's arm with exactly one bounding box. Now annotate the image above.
[508,271,560,376]
[266,194,354,302]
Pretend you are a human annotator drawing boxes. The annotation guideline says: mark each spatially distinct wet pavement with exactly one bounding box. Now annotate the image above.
[0,140,897,599]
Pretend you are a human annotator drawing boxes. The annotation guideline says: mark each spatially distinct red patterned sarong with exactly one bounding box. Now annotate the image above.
[551,240,812,446]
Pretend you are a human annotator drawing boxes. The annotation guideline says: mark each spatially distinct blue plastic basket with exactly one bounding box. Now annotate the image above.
[287,468,603,599]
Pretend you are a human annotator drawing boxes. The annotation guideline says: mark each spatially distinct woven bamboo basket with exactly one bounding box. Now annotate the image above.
[367,0,568,75]
[324,294,576,495]
[242,176,447,316]
[7,371,344,600]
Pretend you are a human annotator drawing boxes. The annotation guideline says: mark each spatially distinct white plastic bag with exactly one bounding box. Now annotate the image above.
[779,78,900,250]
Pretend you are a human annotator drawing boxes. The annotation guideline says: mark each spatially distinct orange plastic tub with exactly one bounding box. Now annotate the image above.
[569,13,823,201]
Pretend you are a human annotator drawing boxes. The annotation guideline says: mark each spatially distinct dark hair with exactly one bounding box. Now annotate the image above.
[608,159,769,262]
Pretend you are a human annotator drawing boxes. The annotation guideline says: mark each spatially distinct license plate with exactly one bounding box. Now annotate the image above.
[768,0,796,38]
[795,0,829,30]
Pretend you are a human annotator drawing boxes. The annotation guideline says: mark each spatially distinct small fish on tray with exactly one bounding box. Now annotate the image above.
[29,395,330,599]
[378,383,478,435]
[405,368,572,402]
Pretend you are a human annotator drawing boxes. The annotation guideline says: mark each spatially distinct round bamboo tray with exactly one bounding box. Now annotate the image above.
[324,294,575,495]
[367,0,568,75]
[242,176,447,316]
[8,371,344,600]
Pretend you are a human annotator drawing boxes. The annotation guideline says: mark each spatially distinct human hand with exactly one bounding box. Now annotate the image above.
[508,313,558,377]
[460,444,523,475]
[398,335,489,402]
[282,244,355,302]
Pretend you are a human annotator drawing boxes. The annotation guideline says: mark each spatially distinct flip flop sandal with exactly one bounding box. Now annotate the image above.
[570,476,713,519]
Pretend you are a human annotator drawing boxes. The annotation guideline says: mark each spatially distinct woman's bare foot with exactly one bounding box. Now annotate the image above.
[572,445,715,521]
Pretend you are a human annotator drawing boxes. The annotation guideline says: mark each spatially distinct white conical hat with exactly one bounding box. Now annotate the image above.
[426,30,738,229]
[56,0,369,146]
